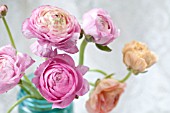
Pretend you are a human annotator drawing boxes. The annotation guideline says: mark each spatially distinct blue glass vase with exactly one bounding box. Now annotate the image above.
[17,90,74,113]
[17,73,74,113]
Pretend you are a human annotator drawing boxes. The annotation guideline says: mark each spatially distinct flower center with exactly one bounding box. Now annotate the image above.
[53,14,66,25]
[134,43,148,58]
[55,73,62,81]
[134,44,144,51]
[43,12,67,30]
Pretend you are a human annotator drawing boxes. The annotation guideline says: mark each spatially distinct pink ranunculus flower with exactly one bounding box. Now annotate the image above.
[0,45,35,94]
[86,79,126,113]
[32,54,89,108]
[82,8,120,45]
[22,5,81,54]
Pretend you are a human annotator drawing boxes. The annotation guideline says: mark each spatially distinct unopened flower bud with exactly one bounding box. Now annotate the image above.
[0,5,8,18]
[123,40,157,74]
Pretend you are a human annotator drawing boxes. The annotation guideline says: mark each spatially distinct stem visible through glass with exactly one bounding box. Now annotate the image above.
[21,80,43,99]
[7,95,36,113]
[18,83,31,95]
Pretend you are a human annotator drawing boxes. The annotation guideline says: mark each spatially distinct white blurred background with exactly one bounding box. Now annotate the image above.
[0,0,170,113]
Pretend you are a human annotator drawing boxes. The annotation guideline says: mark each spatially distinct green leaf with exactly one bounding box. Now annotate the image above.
[141,70,148,73]
[105,73,115,79]
[95,44,112,52]
[95,79,101,86]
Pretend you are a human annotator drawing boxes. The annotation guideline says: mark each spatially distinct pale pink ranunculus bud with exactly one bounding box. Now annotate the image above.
[22,5,81,54]
[82,8,119,45]
[0,5,8,18]
[32,54,89,108]
[86,79,126,113]
[0,45,35,94]
[123,40,157,74]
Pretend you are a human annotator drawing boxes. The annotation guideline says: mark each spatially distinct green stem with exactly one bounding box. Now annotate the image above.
[89,69,108,76]
[23,75,33,85]
[18,84,31,95]
[119,70,133,83]
[89,82,95,87]
[79,39,88,65]
[21,80,43,99]
[2,17,16,49]
[7,95,36,113]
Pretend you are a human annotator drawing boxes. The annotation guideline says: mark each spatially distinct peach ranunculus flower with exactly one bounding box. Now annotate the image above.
[86,78,126,113]
[122,40,157,74]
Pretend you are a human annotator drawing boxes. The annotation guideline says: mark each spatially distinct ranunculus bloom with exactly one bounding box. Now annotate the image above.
[32,54,89,108]
[22,5,81,54]
[82,8,119,45]
[86,79,126,113]
[0,5,8,18]
[0,45,34,94]
[123,40,157,74]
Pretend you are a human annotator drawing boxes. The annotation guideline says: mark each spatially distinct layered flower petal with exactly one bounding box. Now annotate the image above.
[30,41,57,58]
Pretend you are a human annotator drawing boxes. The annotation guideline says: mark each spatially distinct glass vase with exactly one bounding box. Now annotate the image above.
[17,73,74,113]
[17,90,74,113]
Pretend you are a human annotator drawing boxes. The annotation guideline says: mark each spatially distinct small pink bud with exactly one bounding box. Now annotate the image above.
[0,5,8,18]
